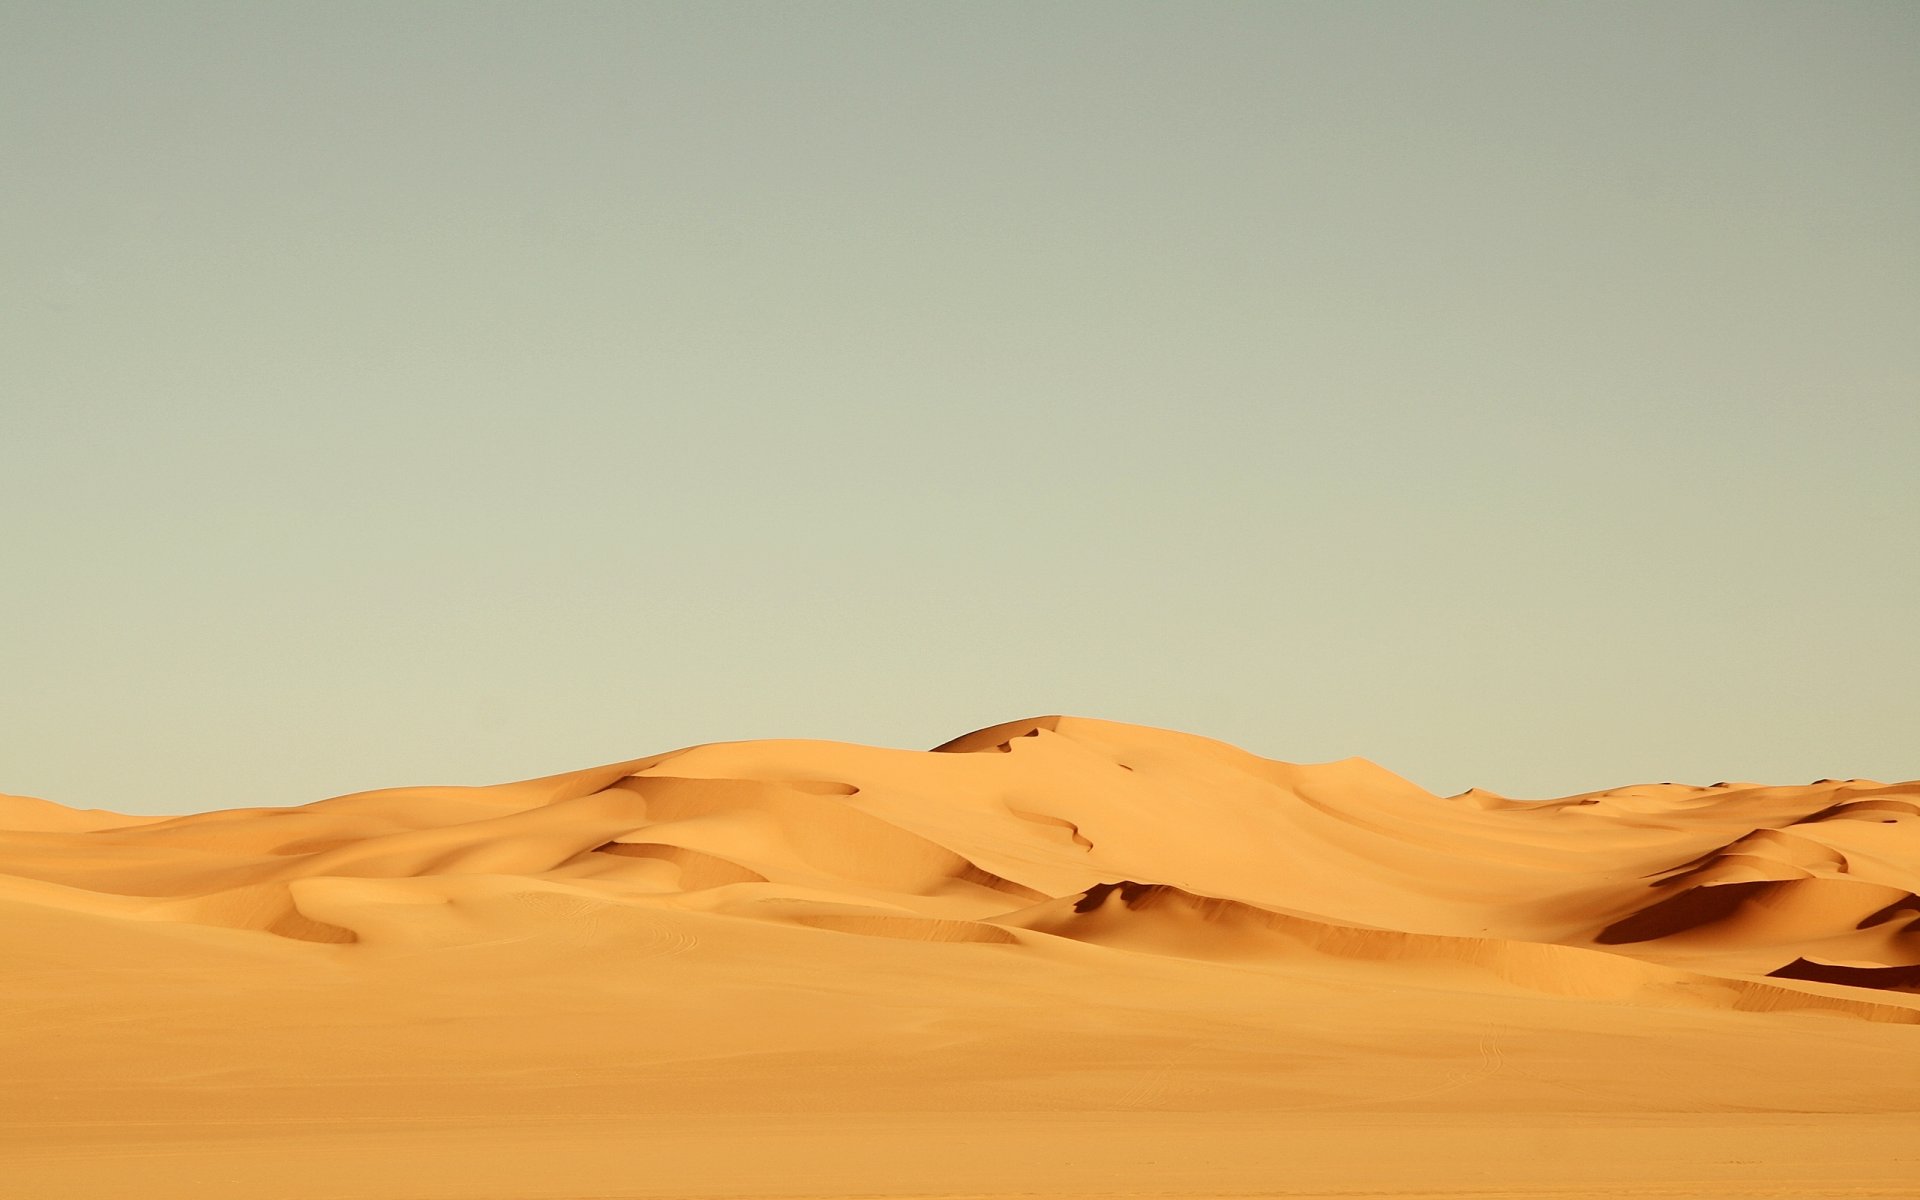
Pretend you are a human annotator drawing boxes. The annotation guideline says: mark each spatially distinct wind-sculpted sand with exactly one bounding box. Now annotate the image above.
[4,717,1917,1198]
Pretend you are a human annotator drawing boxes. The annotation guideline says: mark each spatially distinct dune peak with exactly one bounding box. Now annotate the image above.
[5,716,1919,1194]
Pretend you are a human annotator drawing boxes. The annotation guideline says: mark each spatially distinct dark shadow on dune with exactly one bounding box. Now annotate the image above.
[1767,958,1920,993]
[1858,896,1920,930]
[1073,880,1162,913]
[930,717,1061,754]
[1594,881,1780,944]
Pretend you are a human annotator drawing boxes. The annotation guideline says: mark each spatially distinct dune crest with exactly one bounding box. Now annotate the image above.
[5,716,1920,1199]
[6,716,1915,1003]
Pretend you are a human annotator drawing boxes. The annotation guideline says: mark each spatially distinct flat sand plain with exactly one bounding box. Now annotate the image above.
[4,717,1917,1199]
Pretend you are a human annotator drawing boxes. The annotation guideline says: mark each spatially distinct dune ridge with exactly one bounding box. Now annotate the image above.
[5,716,1920,1198]
[9,716,1914,1000]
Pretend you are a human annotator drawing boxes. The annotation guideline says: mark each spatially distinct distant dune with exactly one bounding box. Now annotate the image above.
[4,716,1918,1199]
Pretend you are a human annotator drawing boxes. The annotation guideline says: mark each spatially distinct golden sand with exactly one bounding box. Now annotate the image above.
[4,717,1916,1198]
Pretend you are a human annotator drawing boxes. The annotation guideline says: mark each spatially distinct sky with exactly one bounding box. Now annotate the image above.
[4,2,1916,815]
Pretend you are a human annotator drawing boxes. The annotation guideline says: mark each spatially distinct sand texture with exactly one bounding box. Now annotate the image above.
[4,716,1917,1199]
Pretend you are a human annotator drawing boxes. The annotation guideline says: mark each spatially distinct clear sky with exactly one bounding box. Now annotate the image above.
[5,2,1916,814]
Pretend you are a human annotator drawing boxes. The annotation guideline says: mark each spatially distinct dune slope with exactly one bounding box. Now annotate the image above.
[4,716,1918,1199]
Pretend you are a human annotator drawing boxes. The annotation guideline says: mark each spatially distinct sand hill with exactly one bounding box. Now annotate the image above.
[4,716,1917,1199]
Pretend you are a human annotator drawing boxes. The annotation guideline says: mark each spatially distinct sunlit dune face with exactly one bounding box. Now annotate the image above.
[4,718,1918,1199]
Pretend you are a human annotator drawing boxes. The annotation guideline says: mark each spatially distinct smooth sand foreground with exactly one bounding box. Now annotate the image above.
[3,716,1917,1198]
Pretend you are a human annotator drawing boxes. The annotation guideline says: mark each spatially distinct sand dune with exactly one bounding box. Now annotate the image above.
[4,716,1918,1199]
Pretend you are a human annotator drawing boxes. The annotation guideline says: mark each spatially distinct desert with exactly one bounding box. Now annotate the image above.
[3,715,1917,1199]
[9,3,1916,1197]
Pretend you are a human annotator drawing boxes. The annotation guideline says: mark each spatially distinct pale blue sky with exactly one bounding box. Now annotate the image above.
[4,2,1916,814]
